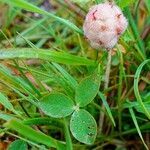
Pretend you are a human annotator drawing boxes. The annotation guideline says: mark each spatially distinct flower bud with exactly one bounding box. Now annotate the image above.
[83,2,128,49]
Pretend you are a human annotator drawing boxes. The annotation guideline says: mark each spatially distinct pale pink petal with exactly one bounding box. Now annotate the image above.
[83,2,128,50]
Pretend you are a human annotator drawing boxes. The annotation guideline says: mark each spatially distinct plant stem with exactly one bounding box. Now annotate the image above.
[63,119,73,150]
[99,50,112,133]
[117,48,124,133]
[104,51,112,90]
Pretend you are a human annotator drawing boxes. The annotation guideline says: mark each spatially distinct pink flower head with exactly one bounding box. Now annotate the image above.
[83,2,128,49]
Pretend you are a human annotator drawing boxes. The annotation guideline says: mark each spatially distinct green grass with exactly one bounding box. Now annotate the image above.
[0,0,150,149]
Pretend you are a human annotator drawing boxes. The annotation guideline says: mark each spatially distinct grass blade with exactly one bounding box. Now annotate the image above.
[129,108,149,150]
[98,92,116,127]
[0,113,15,121]
[4,119,65,149]
[145,0,150,14]
[0,92,20,115]
[0,48,96,66]
[134,59,150,119]
[125,7,146,59]
[0,92,15,112]
[117,0,136,8]
[0,0,83,35]
[52,63,78,90]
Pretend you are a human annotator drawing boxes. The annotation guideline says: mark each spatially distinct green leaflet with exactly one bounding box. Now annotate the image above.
[70,109,97,144]
[7,140,28,150]
[39,93,75,118]
[75,74,100,107]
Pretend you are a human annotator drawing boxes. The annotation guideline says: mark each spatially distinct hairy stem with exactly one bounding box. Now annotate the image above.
[99,50,112,133]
